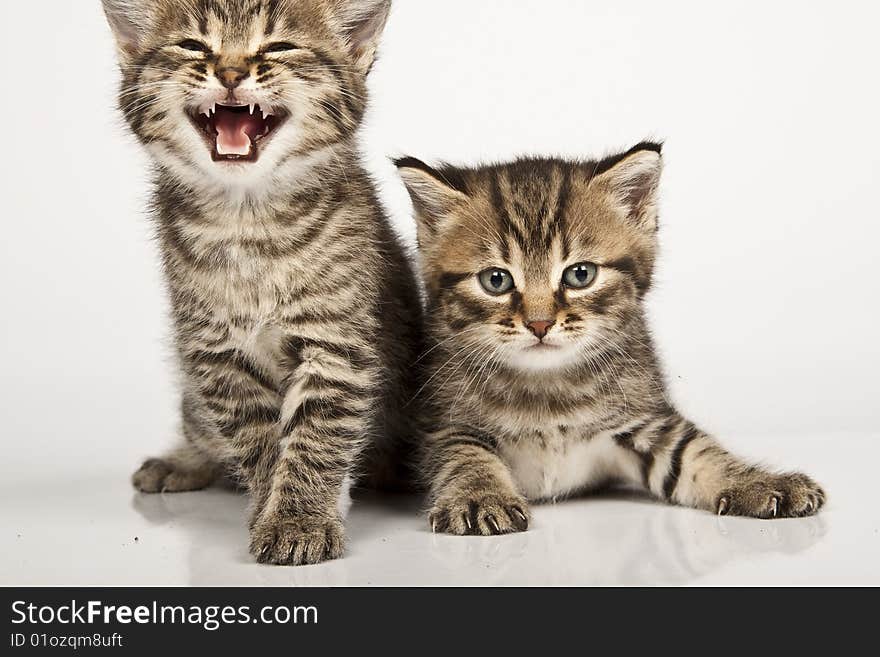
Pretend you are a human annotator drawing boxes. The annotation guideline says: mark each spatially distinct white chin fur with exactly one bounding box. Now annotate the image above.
[506,344,582,372]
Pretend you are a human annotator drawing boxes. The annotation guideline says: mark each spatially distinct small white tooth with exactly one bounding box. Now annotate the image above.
[263,108,272,117]
[202,107,211,118]
[249,103,255,115]
[211,102,216,115]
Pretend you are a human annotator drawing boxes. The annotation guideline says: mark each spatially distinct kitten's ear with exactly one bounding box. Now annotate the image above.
[102,0,152,64]
[395,157,469,244]
[330,0,392,75]
[590,143,663,232]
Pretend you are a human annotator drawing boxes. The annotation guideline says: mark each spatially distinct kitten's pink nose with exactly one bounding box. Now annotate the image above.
[216,67,249,89]
[526,320,555,340]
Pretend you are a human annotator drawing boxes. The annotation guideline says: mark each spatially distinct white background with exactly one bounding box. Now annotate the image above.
[1,1,878,585]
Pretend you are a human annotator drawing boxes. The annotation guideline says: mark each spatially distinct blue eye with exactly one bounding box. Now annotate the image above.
[478,268,515,295]
[563,262,598,289]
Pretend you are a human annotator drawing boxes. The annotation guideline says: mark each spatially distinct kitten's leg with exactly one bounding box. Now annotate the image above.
[132,439,222,494]
[176,348,284,487]
[615,415,825,518]
[248,339,379,566]
[134,349,283,496]
[425,428,530,536]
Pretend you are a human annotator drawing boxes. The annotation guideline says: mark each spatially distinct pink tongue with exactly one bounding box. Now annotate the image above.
[214,112,262,156]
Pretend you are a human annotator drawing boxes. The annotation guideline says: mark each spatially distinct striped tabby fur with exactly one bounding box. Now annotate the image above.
[397,144,825,536]
[103,0,423,565]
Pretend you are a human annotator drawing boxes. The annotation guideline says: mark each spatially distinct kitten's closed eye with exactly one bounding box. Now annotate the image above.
[263,42,299,53]
[177,39,210,53]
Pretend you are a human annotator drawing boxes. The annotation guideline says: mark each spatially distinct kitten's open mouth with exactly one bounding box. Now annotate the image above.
[187,102,287,163]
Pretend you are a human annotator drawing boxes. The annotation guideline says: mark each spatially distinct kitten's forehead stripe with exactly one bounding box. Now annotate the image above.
[263,0,286,36]
[554,170,572,260]
[485,165,565,269]
[491,173,528,249]
[488,162,570,258]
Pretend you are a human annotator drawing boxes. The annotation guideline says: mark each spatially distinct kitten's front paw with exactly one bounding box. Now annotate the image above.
[716,472,826,519]
[430,489,530,536]
[249,514,345,566]
[132,458,216,493]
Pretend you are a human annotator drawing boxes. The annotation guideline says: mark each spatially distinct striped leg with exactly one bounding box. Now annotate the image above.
[180,348,283,486]
[131,346,281,494]
[248,337,378,566]
[426,428,530,536]
[616,415,825,518]
[131,440,222,493]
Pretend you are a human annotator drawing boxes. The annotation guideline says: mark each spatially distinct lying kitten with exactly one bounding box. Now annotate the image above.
[396,144,825,535]
[103,0,422,565]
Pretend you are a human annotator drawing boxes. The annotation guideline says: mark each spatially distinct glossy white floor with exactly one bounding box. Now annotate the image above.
[3,432,876,586]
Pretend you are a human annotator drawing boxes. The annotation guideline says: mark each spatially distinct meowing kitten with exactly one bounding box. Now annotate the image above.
[102,0,422,565]
[396,144,825,535]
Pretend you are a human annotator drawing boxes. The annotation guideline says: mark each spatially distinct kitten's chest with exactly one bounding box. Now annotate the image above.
[189,242,297,297]
[497,427,623,502]
[178,271,289,383]
[227,318,286,384]
[167,206,309,304]
[173,231,304,383]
